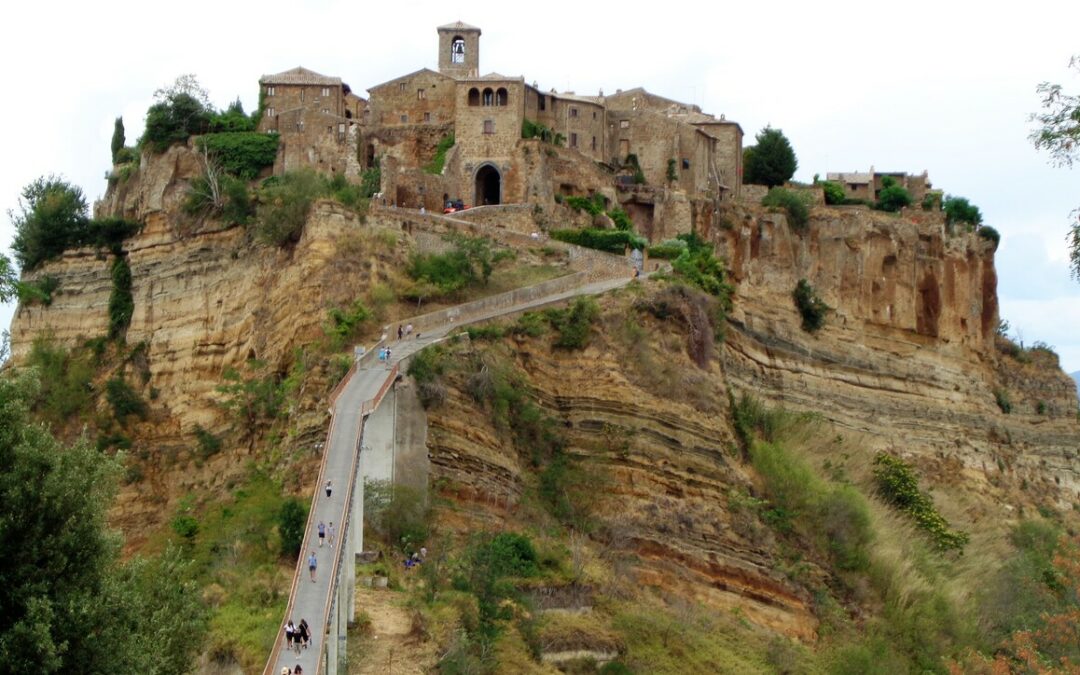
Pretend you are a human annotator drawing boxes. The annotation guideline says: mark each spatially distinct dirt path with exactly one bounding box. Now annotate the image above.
[350,586,437,675]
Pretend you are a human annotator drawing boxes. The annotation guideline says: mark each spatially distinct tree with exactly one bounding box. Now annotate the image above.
[0,253,16,303]
[1030,55,1080,281]
[140,75,213,153]
[9,176,89,270]
[0,371,206,672]
[743,126,798,188]
[110,116,125,163]
[874,176,913,212]
[943,195,983,228]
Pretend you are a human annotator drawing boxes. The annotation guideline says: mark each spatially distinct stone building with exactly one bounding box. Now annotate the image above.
[826,167,932,203]
[258,22,744,240]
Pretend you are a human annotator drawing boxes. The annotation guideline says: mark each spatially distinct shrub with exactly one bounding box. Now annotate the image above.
[647,238,689,260]
[564,194,606,216]
[977,225,1000,249]
[276,498,308,558]
[943,195,982,227]
[667,158,678,182]
[549,228,646,253]
[874,176,913,212]
[108,256,134,340]
[363,480,430,553]
[140,93,211,153]
[216,361,284,434]
[994,388,1013,414]
[608,207,633,231]
[743,127,798,188]
[792,279,830,332]
[254,169,325,246]
[624,154,646,184]
[111,116,125,163]
[820,180,846,205]
[406,236,492,298]
[196,132,279,180]
[522,119,557,142]
[171,515,199,541]
[326,172,364,210]
[194,425,222,459]
[106,376,148,422]
[547,296,599,350]
[207,99,257,133]
[872,452,969,552]
[762,187,809,231]
[671,235,734,300]
[360,159,381,198]
[325,299,370,349]
[921,191,943,211]
[16,275,60,306]
[85,217,141,251]
[481,532,539,578]
[26,337,95,423]
[424,134,455,174]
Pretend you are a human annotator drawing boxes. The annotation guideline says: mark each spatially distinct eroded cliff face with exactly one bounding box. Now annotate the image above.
[715,205,1079,505]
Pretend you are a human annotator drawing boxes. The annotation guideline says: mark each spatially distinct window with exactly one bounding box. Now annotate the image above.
[300,89,305,102]
[338,123,346,140]
[483,119,495,135]
[399,82,406,92]
[570,132,578,147]
[417,88,426,100]
[296,121,304,132]
[468,88,480,106]
[620,120,630,129]
[482,88,494,106]
[569,107,579,118]
[322,108,330,115]
[451,36,465,64]
[591,136,597,151]
[266,107,275,117]
[424,112,431,122]
[400,114,408,123]
[538,95,546,111]
[322,87,330,97]
[592,111,597,119]
[682,159,690,169]
[495,87,508,106]
[267,86,276,96]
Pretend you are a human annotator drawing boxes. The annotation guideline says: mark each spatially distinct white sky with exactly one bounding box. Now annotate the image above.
[2,0,1078,372]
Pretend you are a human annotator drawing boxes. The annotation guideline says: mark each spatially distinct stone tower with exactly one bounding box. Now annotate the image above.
[437,21,481,79]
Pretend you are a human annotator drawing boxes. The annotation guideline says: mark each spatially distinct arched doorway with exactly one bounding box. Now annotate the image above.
[475,164,501,206]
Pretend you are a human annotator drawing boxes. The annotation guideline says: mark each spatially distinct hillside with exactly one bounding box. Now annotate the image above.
[6,143,1080,673]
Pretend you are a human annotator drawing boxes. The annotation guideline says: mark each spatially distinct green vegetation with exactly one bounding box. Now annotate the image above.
[667,158,678,182]
[743,126,798,188]
[670,231,735,301]
[208,98,257,133]
[792,278,830,332]
[275,497,308,557]
[216,360,284,436]
[994,387,1013,413]
[761,186,810,230]
[647,238,688,260]
[424,133,455,174]
[184,172,254,224]
[364,480,431,554]
[405,234,494,301]
[105,376,148,422]
[407,344,450,408]
[196,132,279,180]
[549,228,646,253]
[360,159,381,198]
[623,153,646,184]
[193,425,222,460]
[24,337,95,426]
[608,207,632,231]
[820,179,846,205]
[522,118,558,143]
[943,195,983,228]
[16,275,60,307]
[108,256,134,340]
[0,253,16,304]
[324,298,370,349]
[874,176,913,212]
[11,176,89,270]
[978,225,1001,248]
[0,371,205,673]
[563,193,606,216]
[872,452,969,552]
[254,168,325,245]
[545,296,600,350]
[140,75,213,153]
[110,116,125,163]
[922,190,944,211]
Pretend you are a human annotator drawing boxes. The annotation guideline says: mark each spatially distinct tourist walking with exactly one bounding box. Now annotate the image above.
[328,521,336,548]
[325,480,333,499]
[299,618,310,649]
[317,521,326,547]
[308,551,318,582]
[285,620,296,651]
[397,325,404,339]
[385,346,392,369]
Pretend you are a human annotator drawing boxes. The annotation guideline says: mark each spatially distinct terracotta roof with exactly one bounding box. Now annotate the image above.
[260,67,342,86]
[827,172,873,184]
[438,20,481,32]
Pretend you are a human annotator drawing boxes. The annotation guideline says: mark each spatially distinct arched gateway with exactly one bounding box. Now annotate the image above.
[474,164,501,206]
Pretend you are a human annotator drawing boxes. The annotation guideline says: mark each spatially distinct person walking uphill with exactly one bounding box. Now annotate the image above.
[308,551,318,582]
[317,521,326,547]
[325,480,333,499]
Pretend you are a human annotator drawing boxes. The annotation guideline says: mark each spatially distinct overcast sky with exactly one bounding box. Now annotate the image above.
[2,0,1078,373]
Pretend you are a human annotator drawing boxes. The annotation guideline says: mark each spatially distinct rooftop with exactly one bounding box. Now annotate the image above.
[260,66,342,87]
[438,20,481,32]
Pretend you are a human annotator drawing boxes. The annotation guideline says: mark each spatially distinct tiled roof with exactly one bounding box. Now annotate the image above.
[260,67,342,86]
[438,20,481,32]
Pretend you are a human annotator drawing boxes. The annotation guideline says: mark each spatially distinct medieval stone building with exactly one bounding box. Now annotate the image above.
[257,21,744,240]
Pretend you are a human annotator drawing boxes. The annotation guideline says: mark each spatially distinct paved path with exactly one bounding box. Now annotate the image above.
[270,273,635,675]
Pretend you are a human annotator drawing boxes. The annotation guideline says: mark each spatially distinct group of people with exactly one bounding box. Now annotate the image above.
[403,546,428,570]
[396,323,415,339]
[316,520,336,548]
[280,618,310,674]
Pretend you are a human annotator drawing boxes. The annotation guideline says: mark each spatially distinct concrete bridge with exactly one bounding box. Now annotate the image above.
[264,212,638,674]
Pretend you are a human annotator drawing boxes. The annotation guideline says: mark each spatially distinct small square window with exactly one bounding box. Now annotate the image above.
[399,82,406,92]
[322,108,330,115]
[322,87,330,97]
[400,114,408,123]
[267,86,275,96]
[266,107,275,117]
[424,112,431,122]
[417,89,426,100]
[620,120,630,129]
[296,121,304,132]
[569,107,578,118]
[483,119,495,134]
[592,111,597,120]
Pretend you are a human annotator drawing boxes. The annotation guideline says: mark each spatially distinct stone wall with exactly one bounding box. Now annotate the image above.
[367,69,456,127]
[549,96,606,162]
[451,204,539,234]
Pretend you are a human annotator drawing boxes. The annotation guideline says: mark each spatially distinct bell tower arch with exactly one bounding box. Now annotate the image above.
[437,21,481,78]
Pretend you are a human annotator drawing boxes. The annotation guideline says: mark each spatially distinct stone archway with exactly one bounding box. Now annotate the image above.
[474,164,501,206]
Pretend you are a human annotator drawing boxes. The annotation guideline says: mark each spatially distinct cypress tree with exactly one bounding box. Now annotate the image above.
[110,116,125,163]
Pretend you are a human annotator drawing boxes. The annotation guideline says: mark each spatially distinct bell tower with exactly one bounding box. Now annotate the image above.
[437,21,481,79]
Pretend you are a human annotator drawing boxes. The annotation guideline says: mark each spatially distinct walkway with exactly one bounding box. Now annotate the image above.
[267,263,636,675]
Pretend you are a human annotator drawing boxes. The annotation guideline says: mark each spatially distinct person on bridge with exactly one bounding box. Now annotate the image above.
[308,551,318,582]
[285,620,296,651]
[317,521,326,546]
[328,521,337,548]
[325,480,333,499]
[298,618,310,649]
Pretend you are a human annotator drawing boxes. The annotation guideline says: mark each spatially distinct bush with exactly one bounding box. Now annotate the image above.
[547,297,599,350]
[944,195,982,227]
[106,376,148,422]
[208,99,257,133]
[977,225,1000,249]
[25,337,95,423]
[194,425,222,459]
[647,238,688,260]
[481,532,539,578]
[792,279,830,332]
[360,159,381,199]
[874,177,913,212]
[872,452,969,552]
[197,132,279,180]
[85,217,141,251]
[363,480,430,553]
[522,119,557,142]
[762,187,809,231]
[17,275,60,306]
[108,256,134,340]
[171,515,199,541]
[424,134,455,174]
[141,93,211,153]
[820,180,846,205]
[276,498,308,558]
[550,228,646,253]
[671,234,734,300]
[325,299,370,348]
[564,194,605,216]
[406,235,493,298]
[608,207,633,231]
[667,158,678,182]
[994,388,1013,414]
[254,169,325,246]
